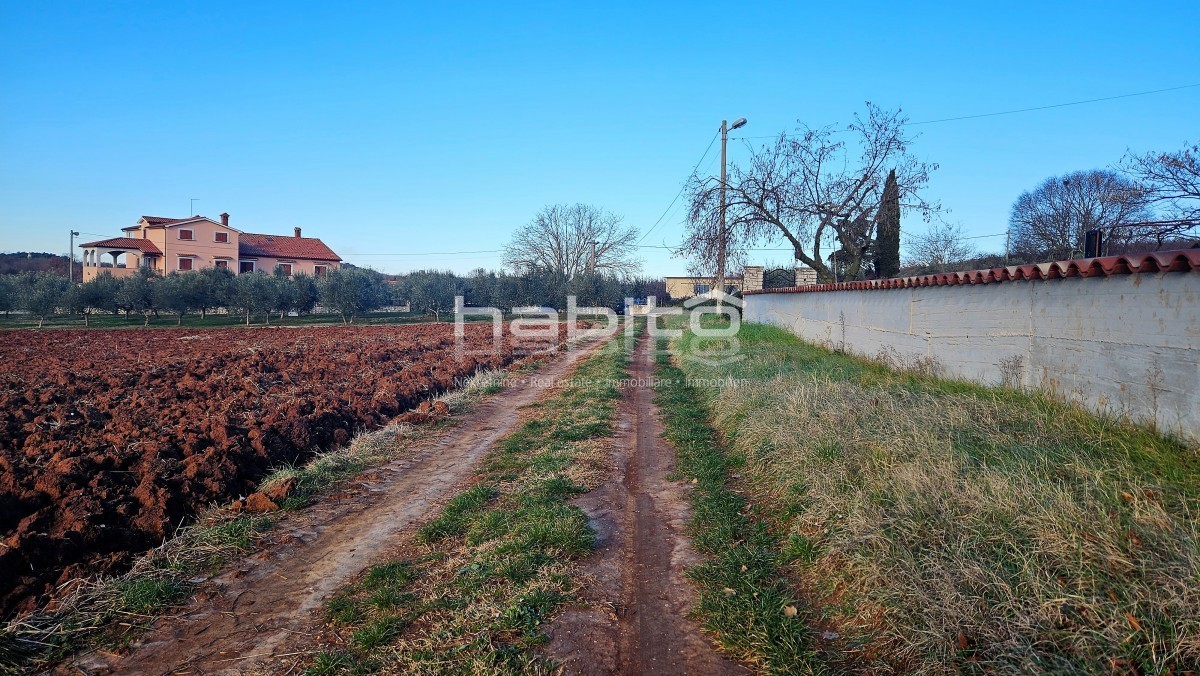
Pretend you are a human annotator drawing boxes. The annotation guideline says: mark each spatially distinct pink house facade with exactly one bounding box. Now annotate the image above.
[80,214,342,282]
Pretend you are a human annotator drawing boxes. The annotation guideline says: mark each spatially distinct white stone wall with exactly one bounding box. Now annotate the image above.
[745,272,1200,441]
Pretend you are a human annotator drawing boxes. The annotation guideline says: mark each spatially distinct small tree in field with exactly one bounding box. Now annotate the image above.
[63,275,118,326]
[62,283,87,325]
[154,273,205,325]
[231,272,278,325]
[401,270,463,322]
[83,273,121,320]
[197,266,235,317]
[19,272,68,328]
[271,268,298,320]
[116,270,158,325]
[0,276,15,315]
[319,268,383,324]
[291,273,320,316]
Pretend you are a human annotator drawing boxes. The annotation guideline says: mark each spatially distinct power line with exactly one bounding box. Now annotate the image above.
[636,130,720,245]
[906,82,1200,126]
[730,82,1200,140]
[637,231,1009,251]
[350,249,502,256]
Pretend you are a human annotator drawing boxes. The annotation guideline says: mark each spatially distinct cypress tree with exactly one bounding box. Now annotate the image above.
[874,169,901,278]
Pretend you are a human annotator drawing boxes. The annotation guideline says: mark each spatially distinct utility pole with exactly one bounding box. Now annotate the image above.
[717,117,746,303]
[68,230,79,284]
[190,198,199,216]
[590,239,599,274]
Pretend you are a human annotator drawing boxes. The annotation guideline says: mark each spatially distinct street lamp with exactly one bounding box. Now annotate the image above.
[69,230,80,284]
[717,117,747,301]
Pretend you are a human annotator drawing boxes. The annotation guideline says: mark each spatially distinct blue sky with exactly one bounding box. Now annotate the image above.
[2,1,1197,275]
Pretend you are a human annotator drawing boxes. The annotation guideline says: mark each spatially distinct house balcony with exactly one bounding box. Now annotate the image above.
[82,263,138,282]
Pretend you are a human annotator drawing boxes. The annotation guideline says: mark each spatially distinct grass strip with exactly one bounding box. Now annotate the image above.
[652,336,819,674]
[673,321,1200,673]
[306,330,635,674]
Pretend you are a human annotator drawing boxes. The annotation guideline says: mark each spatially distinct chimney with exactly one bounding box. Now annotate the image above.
[220,213,229,227]
[294,227,302,238]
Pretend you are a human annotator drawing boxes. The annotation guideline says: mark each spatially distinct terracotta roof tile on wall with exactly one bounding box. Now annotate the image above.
[77,237,163,254]
[238,233,342,261]
[743,249,1200,295]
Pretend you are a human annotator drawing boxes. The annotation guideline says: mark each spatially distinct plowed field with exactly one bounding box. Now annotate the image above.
[0,324,552,617]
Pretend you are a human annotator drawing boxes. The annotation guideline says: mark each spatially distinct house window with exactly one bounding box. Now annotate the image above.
[179,229,194,241]
[214,260,229,269]
[276,263,293,276]
[214,231,229,243]
[314,265,328,277]
[178,257,194,271]
[239,260,256,274]
[694,283,711,295]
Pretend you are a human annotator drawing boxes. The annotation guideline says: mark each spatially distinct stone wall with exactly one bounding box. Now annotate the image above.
[742,266,763,293]
[744,270,1200,441]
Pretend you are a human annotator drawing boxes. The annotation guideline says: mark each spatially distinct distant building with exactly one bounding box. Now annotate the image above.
[663,274,747,300]
[663,265,818,300]
[79,214,341,282]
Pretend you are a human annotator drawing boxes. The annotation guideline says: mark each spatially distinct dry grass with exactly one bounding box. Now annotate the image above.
[675,322,1200,673]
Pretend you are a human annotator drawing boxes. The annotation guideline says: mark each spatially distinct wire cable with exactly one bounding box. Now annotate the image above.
[906,82,1200,126]
[349,249,502,257]
[636,130,720,245]
[730,82,1200,140]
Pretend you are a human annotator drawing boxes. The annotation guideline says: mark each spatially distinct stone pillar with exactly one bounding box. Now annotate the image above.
[742,266,763,292]
[795,266,817,286]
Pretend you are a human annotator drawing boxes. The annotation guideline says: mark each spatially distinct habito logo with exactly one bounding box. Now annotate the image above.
[452,292,744,365]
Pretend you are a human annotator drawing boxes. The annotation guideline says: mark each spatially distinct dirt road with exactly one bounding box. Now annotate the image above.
[67,342,602,676]
[544,334,746,675]
[65,333,741,674]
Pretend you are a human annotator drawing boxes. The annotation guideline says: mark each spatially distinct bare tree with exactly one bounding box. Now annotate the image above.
[676,199,749,286]
[1008,169,1152,261]
[1122,141,1200,221]
[504,204,641,278]
[906,222,977,273]
[680,103,938,282]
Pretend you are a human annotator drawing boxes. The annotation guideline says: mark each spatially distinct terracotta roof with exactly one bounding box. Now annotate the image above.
[141,215,194,227]
[238,233,341,261]
[78,237,162,254]
[744,249,1200,295]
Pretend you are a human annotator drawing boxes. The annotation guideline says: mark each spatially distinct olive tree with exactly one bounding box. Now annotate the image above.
[399,269,464,322]
[155,273,207,325]
[19,272,69,328]
[116,270,158,325]
[319,268,384,324]
[0,275,14,315]
[230,271,279,325]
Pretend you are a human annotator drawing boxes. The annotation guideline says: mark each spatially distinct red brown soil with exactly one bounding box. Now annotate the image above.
[542,334,747,674]
[0,324,558,618]
[65,336,603,675]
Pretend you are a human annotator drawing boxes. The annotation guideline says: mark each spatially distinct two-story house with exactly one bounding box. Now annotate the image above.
[80,214,341,282]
